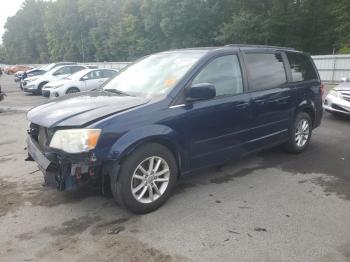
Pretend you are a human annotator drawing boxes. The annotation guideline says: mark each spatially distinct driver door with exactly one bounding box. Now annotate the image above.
[185,54,252,169]
[82,70,105,91]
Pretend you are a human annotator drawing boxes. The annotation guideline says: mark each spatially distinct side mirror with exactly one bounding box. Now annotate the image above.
[81,76,89,81]
[186,83,216,102]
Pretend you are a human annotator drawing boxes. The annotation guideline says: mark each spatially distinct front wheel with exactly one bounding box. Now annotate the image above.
[285,112,312,153]
[37,82,47,95]
[66,87,80,94]
[111,143,178,214]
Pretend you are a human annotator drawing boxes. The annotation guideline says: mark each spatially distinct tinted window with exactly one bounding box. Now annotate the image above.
[103,70,117,78]
[286,52,318,82]
[192,55,243,97]
[245,53,287,91]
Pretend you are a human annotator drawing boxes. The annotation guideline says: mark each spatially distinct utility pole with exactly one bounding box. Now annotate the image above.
[81,33,85,63]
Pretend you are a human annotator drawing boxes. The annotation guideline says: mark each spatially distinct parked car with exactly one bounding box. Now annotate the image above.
[324,79,350,116]
[42,68,118,98]
[5,65,32,75]
[26,45,323,213]
[23,65,89,94]
[16,67,47,81]
[17,68,48,89]
[17,63,76,89]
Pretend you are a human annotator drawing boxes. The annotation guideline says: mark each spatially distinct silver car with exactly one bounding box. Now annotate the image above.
[324,79,350,115]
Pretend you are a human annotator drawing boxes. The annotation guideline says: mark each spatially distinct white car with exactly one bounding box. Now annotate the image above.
[42,68,118,98]
[324,79,350,116]
[23,65,88,95]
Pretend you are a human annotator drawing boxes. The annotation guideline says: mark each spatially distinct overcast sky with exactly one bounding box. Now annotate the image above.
[0,0,24,43]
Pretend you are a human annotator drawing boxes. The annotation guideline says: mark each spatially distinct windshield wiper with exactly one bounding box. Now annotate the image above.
[104,89,134,96]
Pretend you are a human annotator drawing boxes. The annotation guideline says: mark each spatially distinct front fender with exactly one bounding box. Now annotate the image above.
[107,124,188,171]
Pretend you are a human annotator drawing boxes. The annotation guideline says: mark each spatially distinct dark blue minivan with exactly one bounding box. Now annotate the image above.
[27,45,323,213]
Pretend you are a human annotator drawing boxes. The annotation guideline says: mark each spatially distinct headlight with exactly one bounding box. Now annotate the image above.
[27,78,38,82]
[329,89,339,98]
[49,129,101,154]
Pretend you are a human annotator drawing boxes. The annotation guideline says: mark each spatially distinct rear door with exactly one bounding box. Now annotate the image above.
[244,51,294,149]
[185,53,252,169]
[285,52,322,125]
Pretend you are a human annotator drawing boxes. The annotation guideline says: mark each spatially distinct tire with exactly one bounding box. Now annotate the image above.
[111,143,178,214]
[285,112,312,153]
[66,87,80,94]
[37,82,47,95]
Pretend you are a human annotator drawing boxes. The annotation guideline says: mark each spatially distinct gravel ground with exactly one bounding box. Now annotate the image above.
[0,74,349,262]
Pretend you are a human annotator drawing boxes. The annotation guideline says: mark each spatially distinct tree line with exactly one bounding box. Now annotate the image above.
[0,0,349,64]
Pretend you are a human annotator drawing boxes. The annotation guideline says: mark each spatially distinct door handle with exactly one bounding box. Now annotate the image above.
[236,102,249,109]
[254,99,265,105]
[269,96,291,105]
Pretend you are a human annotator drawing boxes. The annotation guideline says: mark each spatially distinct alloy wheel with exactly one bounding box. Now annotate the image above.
[131,156,170,204]
[295,119,310,148]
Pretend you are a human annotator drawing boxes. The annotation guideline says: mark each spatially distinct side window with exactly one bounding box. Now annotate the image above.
[103,70,117,78]
[54,67,71,75]
[286,52,318,82]
[245,53,287,91]
[192,55,243,97]
[86,70,103,80]
[70,66,85,74]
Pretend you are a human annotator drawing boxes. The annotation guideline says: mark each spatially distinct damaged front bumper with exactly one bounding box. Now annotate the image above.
[26,135,102,191]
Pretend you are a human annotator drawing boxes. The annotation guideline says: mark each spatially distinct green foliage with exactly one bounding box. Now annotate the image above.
[0,0,348,63]
[333,0,350,53]
[0,45,8,64]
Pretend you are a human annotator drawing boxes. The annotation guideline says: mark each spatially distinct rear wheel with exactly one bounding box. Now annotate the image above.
[285,112,312,153]
[66,87,80,94]
[111,143,177,214]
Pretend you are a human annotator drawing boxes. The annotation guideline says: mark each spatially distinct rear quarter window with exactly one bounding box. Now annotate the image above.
[286,52,318,82]
[245,53,287,91]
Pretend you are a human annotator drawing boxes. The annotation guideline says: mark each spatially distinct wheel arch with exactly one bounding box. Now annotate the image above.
[105,125,188,179]
[295,100,316,127]
[66,86,80,93]
[39,81,49,88]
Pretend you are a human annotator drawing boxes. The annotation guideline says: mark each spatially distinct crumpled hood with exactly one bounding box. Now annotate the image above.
[27,91,150,128]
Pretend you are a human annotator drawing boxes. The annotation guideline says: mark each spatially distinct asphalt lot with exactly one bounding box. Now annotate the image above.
[0,74,349,262]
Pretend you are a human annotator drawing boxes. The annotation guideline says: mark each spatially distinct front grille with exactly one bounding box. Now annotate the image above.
[28,124,53,150]
[38,126,48,150]
[340,92,350,102]
[332,104,349,112]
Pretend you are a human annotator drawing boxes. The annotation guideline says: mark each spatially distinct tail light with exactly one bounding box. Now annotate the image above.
[320,83,325,97]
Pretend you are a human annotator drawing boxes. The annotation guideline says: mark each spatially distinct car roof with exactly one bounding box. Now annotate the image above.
[66,68,117,80]
[165,44,300,54]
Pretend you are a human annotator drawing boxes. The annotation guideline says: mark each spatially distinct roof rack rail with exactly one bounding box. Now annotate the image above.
[224,44,295,50]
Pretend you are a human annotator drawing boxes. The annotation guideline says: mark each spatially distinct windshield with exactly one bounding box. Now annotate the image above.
[41,63,55,71]
[103,51,207,97]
